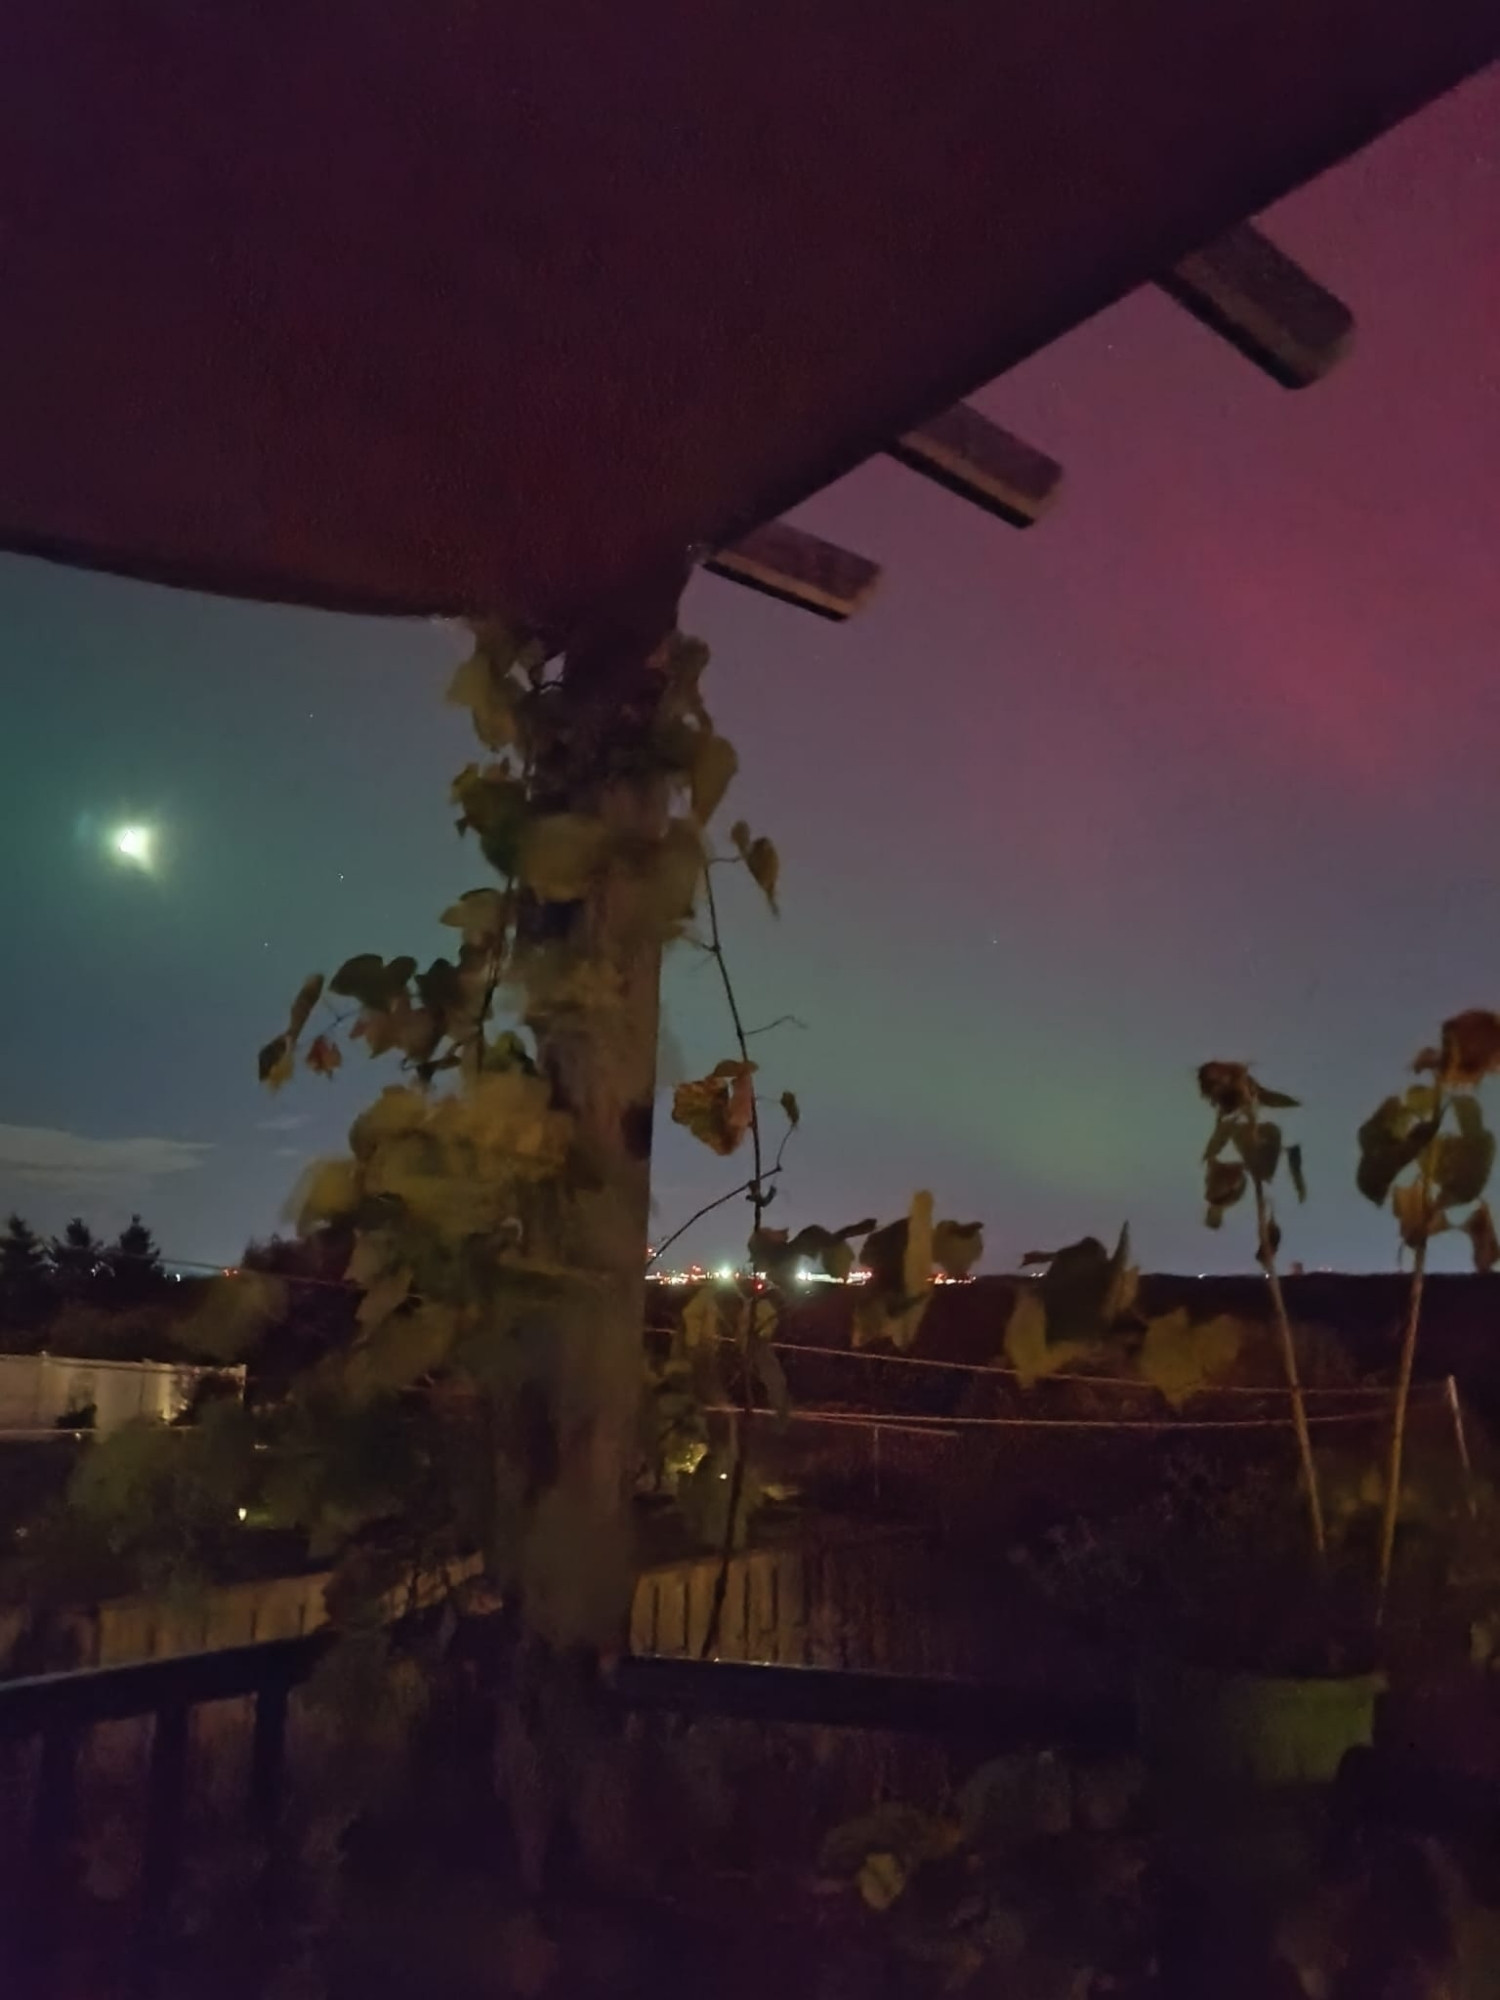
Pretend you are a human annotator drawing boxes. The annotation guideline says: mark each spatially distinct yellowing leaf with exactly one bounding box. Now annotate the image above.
[439,887,511,946]
[641,818,704,935]
[745,837,780,913]
[258,1033,295,1091]
[345,1231,394,1289]
[349,1086,429,1159]
[357,1265,413,1337]
[730,821,781,913]
[445,648,519,751]
[672,1067,757,1156]
[690,732,738,826]
[681,1285,724,1352]
[288,1157,361,1232]
[1139,1310,1243,1409]
[780,1090,801,1129]
[520,814,609,901]
[858,1852,906,1911]
[352,1302,456,1394]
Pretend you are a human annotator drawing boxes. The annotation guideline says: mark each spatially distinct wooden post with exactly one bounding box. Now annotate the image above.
[518,563,689,1651]
[1445,1375,1478,1520]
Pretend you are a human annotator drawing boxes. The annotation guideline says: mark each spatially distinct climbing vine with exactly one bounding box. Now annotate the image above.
[248,619,982,1665]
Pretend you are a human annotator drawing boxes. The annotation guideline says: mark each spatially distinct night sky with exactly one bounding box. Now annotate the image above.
[1,70,1496,1277]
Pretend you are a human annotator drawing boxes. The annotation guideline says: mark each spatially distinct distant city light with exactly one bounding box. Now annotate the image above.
[643,1264,975,1288]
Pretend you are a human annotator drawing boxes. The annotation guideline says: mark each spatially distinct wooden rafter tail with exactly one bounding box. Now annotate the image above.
[1158,220,1354,389]
[704,520,881,621]
[889,403,1063,528]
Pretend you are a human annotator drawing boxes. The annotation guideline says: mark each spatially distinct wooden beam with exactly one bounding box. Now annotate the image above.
[704,520,880,621]
[888,404,1062,527]
[1158,221,1353,389]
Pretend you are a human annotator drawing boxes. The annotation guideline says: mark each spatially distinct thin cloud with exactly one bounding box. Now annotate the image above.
[257,1112,309,1134]
[0,1123,211,1191]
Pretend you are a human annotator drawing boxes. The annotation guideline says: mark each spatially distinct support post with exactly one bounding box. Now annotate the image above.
[1445,1374,1478,1520]
[519,563,689,1652]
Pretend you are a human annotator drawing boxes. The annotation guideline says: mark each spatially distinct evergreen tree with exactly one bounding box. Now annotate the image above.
[0,1213,53,1337]
[48,1218,105,1302]
[104,1214,167,1307]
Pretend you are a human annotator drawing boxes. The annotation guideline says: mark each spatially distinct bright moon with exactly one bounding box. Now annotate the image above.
[111,824,155,868]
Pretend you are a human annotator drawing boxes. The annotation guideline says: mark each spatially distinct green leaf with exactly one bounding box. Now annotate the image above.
[1037,1235,1115,1342]
[1286,1143,1307,1204]
[329,954,413,1011]
[1435,1126,1495,1208]
[1233,1120,1281,1185]
[689,732,738,826]
[933,1220,983,1280]
[822,1238,856,1283]
[356,1264,413,1337]
[1393,1179,1444,1250]
[1002,1289,1091,1387]
[1204,1159,1247,1212]
[1203,1116,1236,1163]
[439,887,511,946]
[520,814,609,902]
[451,765,529,877]
[1356,1098,1437,1207]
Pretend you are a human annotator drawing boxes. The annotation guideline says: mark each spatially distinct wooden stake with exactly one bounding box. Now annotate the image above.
[1445,1374,1478,1520]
